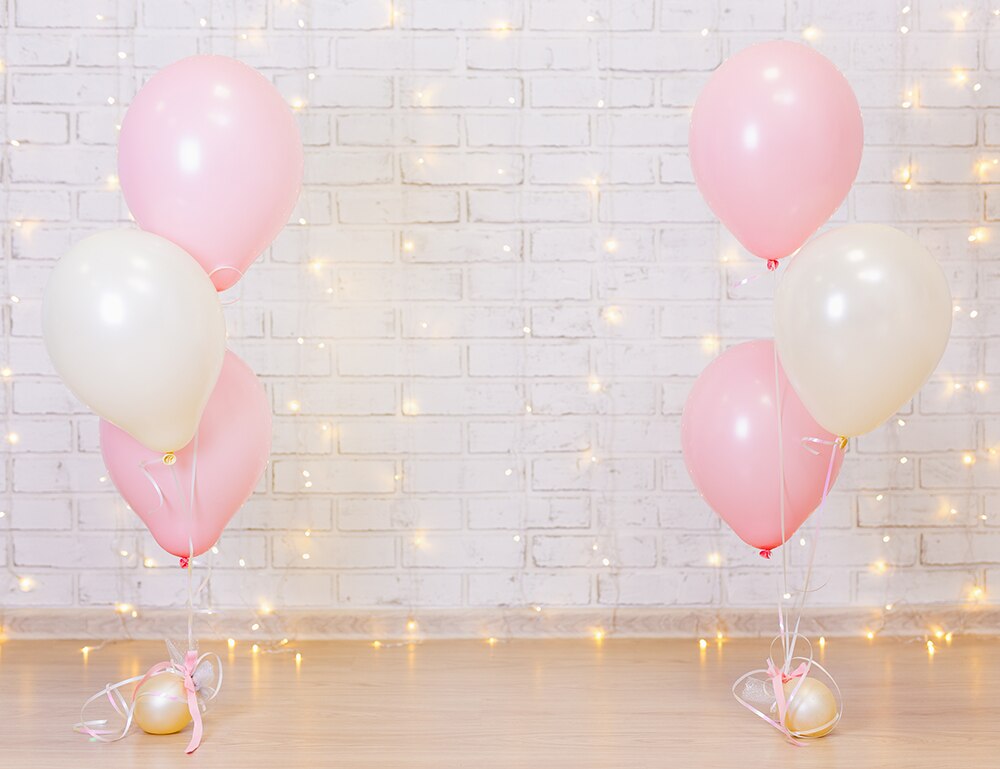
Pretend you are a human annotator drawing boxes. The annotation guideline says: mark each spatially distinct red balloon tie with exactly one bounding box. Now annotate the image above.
[766,259,779,272]
[759,549,772,559]
[179,556,189,569]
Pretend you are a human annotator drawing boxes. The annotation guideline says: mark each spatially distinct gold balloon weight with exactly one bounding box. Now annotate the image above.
[75,640,223,754]
[134,673,191,735]
[733,634,843,743]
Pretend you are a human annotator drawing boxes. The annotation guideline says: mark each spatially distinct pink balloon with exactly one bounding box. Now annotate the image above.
[101,351,271,559]
[118,56,303,291]
[681,340,844,552]
[689,41,863,263]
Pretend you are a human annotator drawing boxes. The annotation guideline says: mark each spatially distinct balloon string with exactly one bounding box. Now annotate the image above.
[784,438,843,666]
[167,432,199,652]
[730,259,781,292]
[770,315,790,668]
[207,265,247,306]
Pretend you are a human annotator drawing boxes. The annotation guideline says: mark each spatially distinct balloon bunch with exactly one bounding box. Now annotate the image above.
[43,56,302,752]
[684,42,952,741]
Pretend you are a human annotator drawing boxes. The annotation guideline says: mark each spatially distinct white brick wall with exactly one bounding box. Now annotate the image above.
[1,0,997,623]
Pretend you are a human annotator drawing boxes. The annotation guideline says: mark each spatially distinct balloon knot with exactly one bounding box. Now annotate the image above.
[766,259,779,272]
[759,549,772,560]
[179,557,189,569]
[837,436,848,450]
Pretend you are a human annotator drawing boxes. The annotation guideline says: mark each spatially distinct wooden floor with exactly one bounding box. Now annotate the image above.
[0,636,996,768]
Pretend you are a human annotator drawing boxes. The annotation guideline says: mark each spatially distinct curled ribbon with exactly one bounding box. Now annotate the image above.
[732,634,842,745]
[766,659,809,726]
[207,264,247,306]
[75,641,222,755]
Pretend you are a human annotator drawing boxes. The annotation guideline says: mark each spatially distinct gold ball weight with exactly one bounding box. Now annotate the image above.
[133,673,192,735]
[782,676,838,738]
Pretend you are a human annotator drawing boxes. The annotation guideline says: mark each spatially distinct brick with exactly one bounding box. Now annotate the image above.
[467,36,590,71]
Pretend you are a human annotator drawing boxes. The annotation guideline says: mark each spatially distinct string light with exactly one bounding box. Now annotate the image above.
[927,640,935,655]
[252,644,260,654]
[593,629,605,641]
[819,636,826,648]
[372,641,382,648]
[698,638,708,650]
[227,638,236,650]
[802,25,821,41]
[707,552,721,566]
[18,576,34,592]
[866,631,875,640]
[601,305,623,325]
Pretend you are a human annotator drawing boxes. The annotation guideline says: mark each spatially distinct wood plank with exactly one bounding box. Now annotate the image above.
[0,637,996,768]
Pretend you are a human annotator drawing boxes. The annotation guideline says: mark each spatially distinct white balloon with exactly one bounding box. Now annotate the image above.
[774,224,952,438]
[43,230,226,452]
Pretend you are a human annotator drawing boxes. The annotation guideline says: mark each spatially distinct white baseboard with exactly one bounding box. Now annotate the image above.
[2,606,998,640]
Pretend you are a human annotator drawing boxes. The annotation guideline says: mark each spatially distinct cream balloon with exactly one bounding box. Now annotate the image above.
[42,230,226,453]
[774,224,952,438]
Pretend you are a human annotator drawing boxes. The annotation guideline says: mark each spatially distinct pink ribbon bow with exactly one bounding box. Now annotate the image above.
[766,659,810,726]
